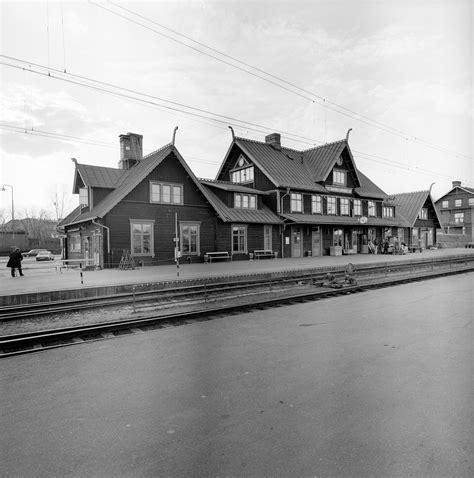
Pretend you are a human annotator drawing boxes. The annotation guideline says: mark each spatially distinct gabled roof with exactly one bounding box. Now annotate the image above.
[389,190,442,227]
[199,179,269,195]
[73,163,125,192]
[355,170,388,199]
[201,185,282,224]
[435,185,474,203]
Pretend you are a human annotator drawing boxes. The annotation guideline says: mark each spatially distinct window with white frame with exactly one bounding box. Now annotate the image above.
[130,220,154,255]
[232,225,247,253]
[368,201,376,217]
[469,198,474,206]
[442,200,449,208]
[419,208,428,219]
[150,182,183,205]
[234,193,257,209]
[79,188,89,207]
[69,234,81,252]
[291,193,303,212]
[454,212,464,223]
[340,198,349,215]
[180,223,200,255]
[327,197,337,215]
[383,206,394,218]
[455,199,462,207]
[333,170,346,186]
[353,199,361,216]
[231,166,254,184]
[312,195,322,214]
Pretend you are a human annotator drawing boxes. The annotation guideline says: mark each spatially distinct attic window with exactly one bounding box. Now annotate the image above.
[79,188,89,207]
[333,170,346,186]
[231,166,254,184]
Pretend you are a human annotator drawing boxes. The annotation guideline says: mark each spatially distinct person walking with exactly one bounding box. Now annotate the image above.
[7,247,24,277]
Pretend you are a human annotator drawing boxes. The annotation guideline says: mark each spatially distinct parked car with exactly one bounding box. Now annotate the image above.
[24,249,44,257]
[35,250,55,261]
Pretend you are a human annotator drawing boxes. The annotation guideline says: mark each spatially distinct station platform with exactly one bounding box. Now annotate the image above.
[1,248,473,306]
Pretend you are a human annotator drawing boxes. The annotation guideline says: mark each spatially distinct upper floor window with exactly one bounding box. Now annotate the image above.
[454,212,464,223]
[231,166,254,184]
[442,200,449,208]
[383,206,394,218]
[79,188,89,207]
[455,199,462,207]
[234,193,257,209]
[469,198,474,206]
[419,208,428,219]
[353,199,361,216]
[291,193,302,213]
[368,201,376,217]
[150,182,183,205]
[327,197,337,215]
[340,198,349,215]
[333,170,346,186]
[312,195,322,214]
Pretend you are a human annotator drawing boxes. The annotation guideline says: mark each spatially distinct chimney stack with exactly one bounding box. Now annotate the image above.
[452,180,461,188]
[119,132,143,170]
[265,133,282,151]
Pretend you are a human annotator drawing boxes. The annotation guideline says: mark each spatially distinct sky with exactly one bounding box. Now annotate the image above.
[0,0,472,221]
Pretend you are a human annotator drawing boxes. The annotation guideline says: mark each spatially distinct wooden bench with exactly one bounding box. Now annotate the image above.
[254,250,275,259]
[204,252,231,263]
[407,245,423,253]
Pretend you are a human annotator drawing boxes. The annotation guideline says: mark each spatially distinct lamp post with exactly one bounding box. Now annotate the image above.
[1,184,15,244]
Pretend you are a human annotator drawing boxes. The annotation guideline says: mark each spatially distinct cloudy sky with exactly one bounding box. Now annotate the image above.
[0,0,472,221]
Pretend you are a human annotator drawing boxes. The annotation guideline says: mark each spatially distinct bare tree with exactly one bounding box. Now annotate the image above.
[51,186,74,222]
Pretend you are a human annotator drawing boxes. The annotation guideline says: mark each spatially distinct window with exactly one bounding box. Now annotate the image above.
[130,220,154,256]
[333,228,343,246]
[232,225,247,253]
[327,197,337,215]
[69,234,81,252]
[368,201,376,217]
[312,195,322,214]
[150,182,183,205]
[234,193,257,209]
[454,212,464,223]
[291,193,302,212]
[79,188,89,207]
[180,223,200,255]
[419,208,428,219]
[383,206,394,218]
[340,198,349,215]
[353,199,361,216]
[442,200,449,208]
[455,199,462,207]
[333,170,346,186]
[469,198,474,206]
[231,166,254,184]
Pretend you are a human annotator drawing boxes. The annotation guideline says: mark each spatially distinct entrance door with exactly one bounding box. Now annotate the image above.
[83,237,90,266]
[292,227,302,258]
[311,228,321,256]
[92,233,101,267]
[264,225,272,250]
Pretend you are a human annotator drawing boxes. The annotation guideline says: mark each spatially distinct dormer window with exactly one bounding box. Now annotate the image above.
[79,187,89,207]
[383,206,395,218]
[234,193,256,209]
[333,170,346,186]
[231,165,254,184]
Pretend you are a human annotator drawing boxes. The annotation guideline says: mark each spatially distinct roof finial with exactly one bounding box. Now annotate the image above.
[71,158,78,165]
[429,182,435,194]
[346,128,352,142]
[228,126,235,141]
[172,126,178,146]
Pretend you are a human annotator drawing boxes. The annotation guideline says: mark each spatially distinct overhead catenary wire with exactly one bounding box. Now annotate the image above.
[93,0,471,162]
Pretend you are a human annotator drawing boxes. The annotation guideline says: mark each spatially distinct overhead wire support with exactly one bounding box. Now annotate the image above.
[95,0,471,161]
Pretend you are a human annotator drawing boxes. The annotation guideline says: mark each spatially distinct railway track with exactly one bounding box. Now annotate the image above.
[1,258,473,358]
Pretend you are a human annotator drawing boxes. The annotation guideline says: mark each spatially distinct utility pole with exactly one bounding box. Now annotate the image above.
[1,184,15,244]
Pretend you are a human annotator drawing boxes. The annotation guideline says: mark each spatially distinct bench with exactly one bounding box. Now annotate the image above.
[407,245,423,253]
[254,250,275,259]
[204,252,231,263]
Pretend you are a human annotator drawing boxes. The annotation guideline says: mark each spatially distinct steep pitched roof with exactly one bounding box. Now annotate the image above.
[355,170,388,199]
[390,190,442,227]
[435,185,474,203]
[200,179,269,195]
[73,163,125,192]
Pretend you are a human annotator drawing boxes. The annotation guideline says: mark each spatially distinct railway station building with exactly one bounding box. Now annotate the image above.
[57,130,441,268]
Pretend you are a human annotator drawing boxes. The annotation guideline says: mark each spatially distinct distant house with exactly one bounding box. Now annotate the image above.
[434,181,474,243]
[388,190,442,249]
[1,218,60,253]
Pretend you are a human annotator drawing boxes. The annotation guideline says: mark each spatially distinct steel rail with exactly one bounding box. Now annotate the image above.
[2,255,472,321]
[1,263,473,358]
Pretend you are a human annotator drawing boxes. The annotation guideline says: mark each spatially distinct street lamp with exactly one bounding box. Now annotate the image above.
[1,184,15,244]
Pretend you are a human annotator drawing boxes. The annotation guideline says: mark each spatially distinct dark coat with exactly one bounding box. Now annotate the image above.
[7,250,23,268]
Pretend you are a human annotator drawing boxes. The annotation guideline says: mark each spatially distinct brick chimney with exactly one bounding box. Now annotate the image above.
[265,133,281,151]
[452,180,461,188]
[119,133,143,170]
